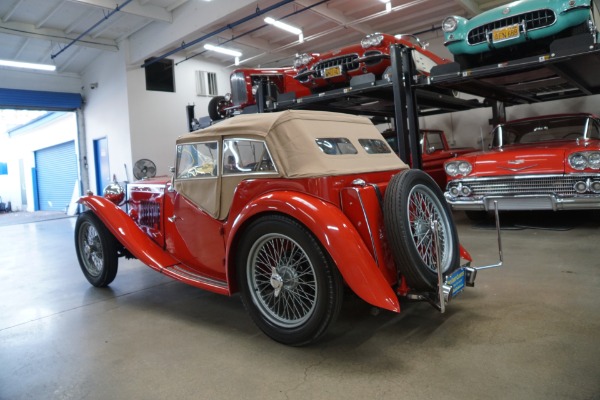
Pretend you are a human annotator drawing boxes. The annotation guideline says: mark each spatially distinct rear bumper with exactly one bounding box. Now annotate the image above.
[445,193,600,211]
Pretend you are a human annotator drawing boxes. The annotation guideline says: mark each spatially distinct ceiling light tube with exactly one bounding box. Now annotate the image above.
[264,17,302,35]
[0,59,56,71]
[203,44,242,57]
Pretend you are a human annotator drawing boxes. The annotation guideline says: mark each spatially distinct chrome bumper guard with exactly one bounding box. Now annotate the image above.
[409,201,504,313]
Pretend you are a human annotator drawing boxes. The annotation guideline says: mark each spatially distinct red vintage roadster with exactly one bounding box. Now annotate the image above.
[75,110,498,345]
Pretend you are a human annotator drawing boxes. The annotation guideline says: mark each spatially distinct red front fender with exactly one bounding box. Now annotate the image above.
[228,192,400,313]
[78,196,180,271]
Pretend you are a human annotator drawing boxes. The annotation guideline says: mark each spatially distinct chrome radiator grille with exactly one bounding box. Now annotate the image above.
[139,200,161,228]
[468,9,556,45]
[460,176,579,196]
[313,54,359,74]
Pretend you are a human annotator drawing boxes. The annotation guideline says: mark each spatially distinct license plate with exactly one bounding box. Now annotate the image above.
[492,24,520,43]
[446,268,466,297]
[323,65,342,78]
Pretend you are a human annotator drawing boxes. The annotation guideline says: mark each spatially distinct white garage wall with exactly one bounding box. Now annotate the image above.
[81,45,133,188]
[126,55,232,176]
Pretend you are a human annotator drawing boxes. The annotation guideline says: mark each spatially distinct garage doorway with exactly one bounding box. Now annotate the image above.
[93,138,110,195]
[34,141,78,212]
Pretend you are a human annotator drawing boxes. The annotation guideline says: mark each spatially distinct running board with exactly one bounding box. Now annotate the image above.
[161,264,230,295]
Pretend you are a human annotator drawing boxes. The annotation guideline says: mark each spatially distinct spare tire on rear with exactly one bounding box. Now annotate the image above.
[383,169,460,291]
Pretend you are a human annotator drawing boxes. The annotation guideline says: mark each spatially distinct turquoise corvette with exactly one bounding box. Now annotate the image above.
[442,0,597,68]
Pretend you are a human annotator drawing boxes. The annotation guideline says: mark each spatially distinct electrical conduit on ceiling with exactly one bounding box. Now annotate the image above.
[51,0,134,60]
[175,0,330,66]
[140,0,299,69]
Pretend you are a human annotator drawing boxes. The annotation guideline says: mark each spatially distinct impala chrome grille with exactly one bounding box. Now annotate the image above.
[313,54,359,74]
[468,9,556,45]
[456,176,580,196]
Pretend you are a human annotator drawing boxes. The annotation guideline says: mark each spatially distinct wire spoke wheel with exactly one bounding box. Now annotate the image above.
[237,215,342,346]
[78,221,104,277]
[74,211,118,287]
[247,233,318,328]
[407,184,452,274]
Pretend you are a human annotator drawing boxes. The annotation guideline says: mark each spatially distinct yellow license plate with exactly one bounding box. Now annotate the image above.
[324,65,342,78]
[492,24,520,43]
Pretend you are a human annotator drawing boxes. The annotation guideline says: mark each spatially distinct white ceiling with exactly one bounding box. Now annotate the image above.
[0,0,506,77]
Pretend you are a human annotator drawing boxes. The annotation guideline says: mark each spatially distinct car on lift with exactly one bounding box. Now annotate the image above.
[75,110,500,346]
[441,0,598,69]
[293,33,450,92]
[382,128,477,188]
[444,113,600,220]
[207,67,312,121]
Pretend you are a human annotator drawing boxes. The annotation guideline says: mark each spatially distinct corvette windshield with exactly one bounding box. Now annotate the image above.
[492,116,600,147]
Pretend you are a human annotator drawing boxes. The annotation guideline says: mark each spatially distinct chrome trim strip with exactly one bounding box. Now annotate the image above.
[166,265,228,288]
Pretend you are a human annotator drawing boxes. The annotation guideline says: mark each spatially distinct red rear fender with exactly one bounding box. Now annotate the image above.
[228,192,401,313]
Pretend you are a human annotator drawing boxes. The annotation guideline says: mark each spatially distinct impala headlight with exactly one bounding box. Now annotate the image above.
[442,16,458,33]
[293,53,312,68]
[445,160,472,177]
[361,33,384,48]
[569,151,600,170]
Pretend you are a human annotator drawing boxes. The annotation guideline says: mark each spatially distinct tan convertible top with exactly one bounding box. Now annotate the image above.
[178,110,407,178]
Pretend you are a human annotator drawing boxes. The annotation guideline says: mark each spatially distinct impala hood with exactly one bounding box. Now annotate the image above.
[466,142,577,177]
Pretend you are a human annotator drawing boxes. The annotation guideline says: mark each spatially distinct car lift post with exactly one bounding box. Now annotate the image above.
[390,44,422,169]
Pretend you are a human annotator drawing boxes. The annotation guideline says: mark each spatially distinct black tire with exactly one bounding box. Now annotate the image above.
[236,215,343,346]
[74,211,119,287]
[383,169,460,291]
[208,96,227,121]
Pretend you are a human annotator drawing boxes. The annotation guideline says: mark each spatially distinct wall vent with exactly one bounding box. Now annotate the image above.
[195,71,218,96]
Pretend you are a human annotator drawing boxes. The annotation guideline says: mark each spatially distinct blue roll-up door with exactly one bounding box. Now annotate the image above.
[0,88,82,111]
[34,141,78,211]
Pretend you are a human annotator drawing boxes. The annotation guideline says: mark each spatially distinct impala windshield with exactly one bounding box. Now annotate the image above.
[492,116,600,147]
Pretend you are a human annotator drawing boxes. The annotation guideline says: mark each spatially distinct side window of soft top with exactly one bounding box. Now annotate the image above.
[222,139,277,174]
[176,141,218,179]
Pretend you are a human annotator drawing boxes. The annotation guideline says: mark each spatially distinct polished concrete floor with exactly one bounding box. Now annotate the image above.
[1,211,599,400]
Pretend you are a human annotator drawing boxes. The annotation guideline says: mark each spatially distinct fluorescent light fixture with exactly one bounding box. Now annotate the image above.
[0,59,56,71]
[203,44,242,57]
[380,0,392,12]
[264,17,302,35]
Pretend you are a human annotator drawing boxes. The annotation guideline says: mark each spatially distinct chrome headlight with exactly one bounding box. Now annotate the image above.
[445,160,472,177]
[588,152,600,169]
[442,16,458,33]
[361,33,384,48]
[293,53,312,68]
[103,181,125,204]
[251,84,259,96]
[569,151,600,170]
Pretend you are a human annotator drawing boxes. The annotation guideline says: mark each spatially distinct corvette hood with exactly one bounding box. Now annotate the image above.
[464,142,577,177]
